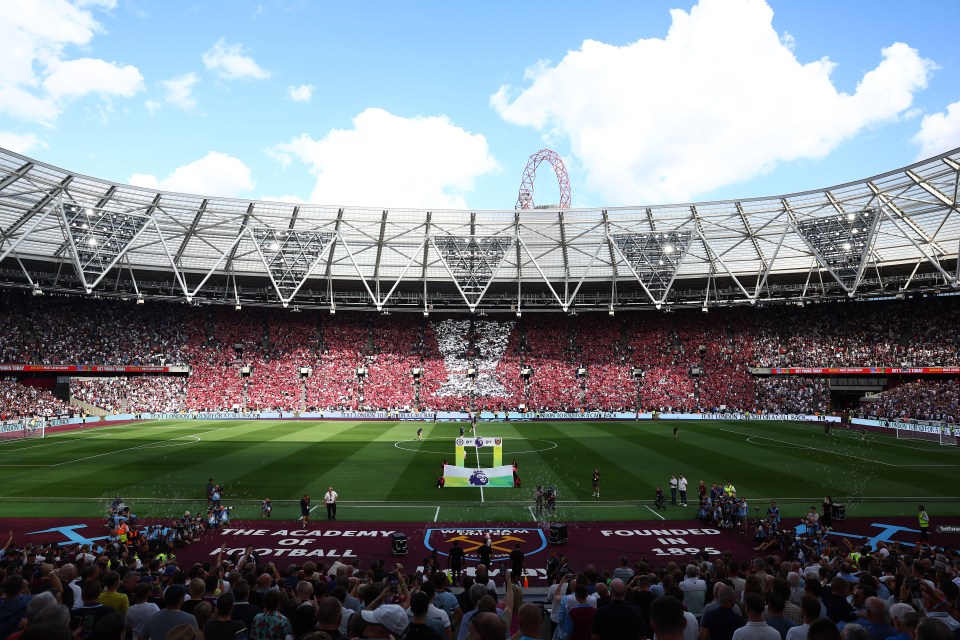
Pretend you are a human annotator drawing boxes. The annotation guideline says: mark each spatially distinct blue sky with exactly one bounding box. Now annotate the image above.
[1,0,959,211]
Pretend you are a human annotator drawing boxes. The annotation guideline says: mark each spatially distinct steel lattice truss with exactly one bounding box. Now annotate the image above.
[793,209,881,293]
[0,146,958,312]
[612,231,693,306]
[434,235,512,308]
[251,228,336,306]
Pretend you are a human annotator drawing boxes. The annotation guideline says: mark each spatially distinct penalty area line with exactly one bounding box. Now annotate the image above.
[720,427,895,467]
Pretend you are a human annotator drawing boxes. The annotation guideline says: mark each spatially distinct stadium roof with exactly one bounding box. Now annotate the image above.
[0,146,958,313]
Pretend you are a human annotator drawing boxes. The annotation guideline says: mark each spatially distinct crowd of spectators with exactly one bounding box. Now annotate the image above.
[70,377,188,414]
[542,537,960,640]
[0,378,76,421]
[855,380,960,424]
[2,506,959,640]
[755,378,831,416]
[0,292,189,367]
[4,290,960,419]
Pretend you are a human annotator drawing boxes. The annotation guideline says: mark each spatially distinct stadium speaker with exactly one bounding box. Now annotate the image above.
[299,367,312,378]
[520,367,533,379]
[356,367,367,379]
[699,344,707,353]
[548,524,568,545]
[391,532,408,556]
[689,367,702,376]
[240,366,252,377]
[631,367,643,379]
[412,367,422,379]
[467,368,477,379]
[576,367,587,378]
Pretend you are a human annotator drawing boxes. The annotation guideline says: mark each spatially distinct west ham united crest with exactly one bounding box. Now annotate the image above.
[424,527,547,561]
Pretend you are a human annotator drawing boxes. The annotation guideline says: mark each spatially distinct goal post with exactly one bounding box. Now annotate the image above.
[893,419,957,446]
[0,418,46,442]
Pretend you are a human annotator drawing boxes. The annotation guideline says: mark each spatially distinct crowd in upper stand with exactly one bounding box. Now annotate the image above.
[1,290,960,422]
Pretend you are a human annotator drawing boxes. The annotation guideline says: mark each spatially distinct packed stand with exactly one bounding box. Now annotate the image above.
[755,377,831,415]
[183,308,255,411]
[3,501,960,640]
[6,288,960,415]
[305,314,367,411]
[625,314,697,413]
[0,378,76,421]
[578,315,637,411]
[361,315,422,411]
[856,379,960,424]
[419,318,523,412]
[69,377,188,414]
[517,317,581,412]
[0,291,189,366]
[244,310,316,412]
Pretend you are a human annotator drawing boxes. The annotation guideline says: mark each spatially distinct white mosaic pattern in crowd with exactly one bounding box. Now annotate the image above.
[433,319,513,397]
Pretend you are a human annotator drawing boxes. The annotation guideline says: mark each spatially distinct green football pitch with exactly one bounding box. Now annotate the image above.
[0,420,957,522]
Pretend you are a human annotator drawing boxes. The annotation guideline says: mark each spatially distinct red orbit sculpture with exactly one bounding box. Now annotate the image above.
[515,149,572,209]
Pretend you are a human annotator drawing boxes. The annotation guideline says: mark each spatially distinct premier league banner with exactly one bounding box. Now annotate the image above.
[443,464,514,488]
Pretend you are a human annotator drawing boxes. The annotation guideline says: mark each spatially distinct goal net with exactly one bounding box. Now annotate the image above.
[0,419,45,442]
[892,419,957,446]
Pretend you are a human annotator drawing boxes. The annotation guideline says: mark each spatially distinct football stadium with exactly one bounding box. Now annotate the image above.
[2,141,960,609]
[7,2,960,638]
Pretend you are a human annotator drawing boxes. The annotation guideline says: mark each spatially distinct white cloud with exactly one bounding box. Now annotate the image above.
[128,152,255,197]
[287,84,314,103]
[491,0,935,205]
[912,99,960,159]
[155,72,200,111]
[202,38,270,80]
[0,0,142,125]
[43,57,143,99]
[0,131,47,155]
[268,107,499,209]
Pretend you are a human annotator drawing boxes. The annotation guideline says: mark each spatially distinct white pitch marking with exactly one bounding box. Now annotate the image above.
[645,505,666,520]
[721,428,895,467]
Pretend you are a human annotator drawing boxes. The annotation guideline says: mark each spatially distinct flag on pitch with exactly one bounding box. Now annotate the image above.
[443,464,514,488]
